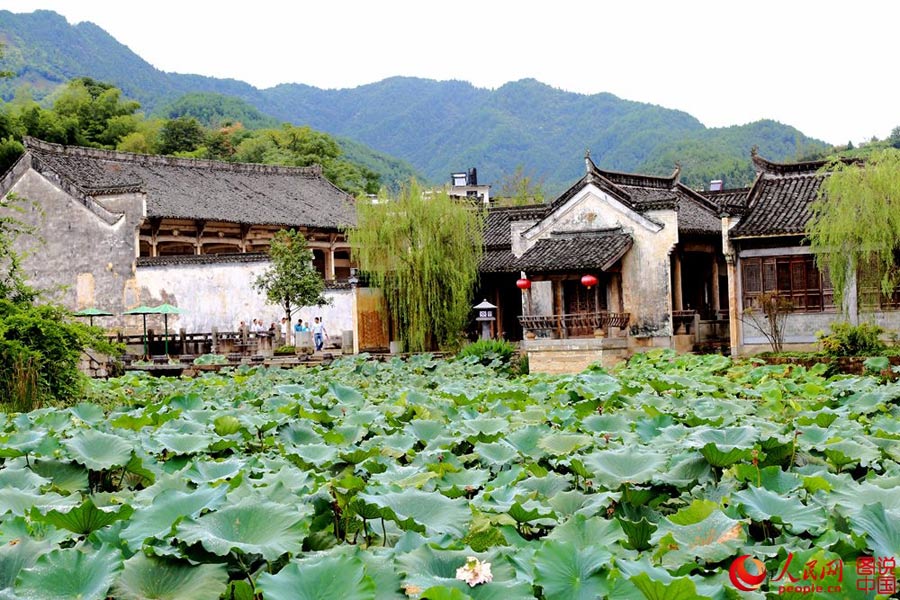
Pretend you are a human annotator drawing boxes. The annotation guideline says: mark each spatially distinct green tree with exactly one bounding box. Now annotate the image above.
[807,149,900,315]
[51,77,141,147]
[158,116,206,155]
[495,165,545,205]
[347,181,484,352]
[253,229,328,332]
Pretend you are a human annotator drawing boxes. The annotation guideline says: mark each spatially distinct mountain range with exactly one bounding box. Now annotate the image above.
[0,10,829,192]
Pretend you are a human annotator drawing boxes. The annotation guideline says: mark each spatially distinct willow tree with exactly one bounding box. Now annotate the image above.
[347,181,484,352]
[807,149,900,315]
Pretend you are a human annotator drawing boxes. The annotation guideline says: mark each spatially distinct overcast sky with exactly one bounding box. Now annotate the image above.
[4,0,897,145]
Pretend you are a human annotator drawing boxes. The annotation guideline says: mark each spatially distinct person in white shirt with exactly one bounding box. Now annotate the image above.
[312,317,328,351]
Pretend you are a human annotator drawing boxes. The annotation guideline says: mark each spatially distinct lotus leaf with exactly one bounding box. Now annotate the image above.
[732,486,827,534]
[175,499,309,560]
[64,430,134,471]
[36,496,134,534]
[358,489,471,537]
[582,447,667,489]
[113,554,228,600]
[257,554,376,600]
[120,486,228,551]
[14,544,122,600]
[533,540,611,600]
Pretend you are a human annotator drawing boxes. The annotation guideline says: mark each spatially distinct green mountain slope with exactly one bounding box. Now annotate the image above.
[0,9,829,192]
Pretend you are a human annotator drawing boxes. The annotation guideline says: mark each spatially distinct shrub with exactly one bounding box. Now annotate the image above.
[817,321,887,356]
[0,300,119,409]
[457,339,518,370]
[274,345,296,356]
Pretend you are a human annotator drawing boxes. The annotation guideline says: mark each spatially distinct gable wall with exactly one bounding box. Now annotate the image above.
[3,169,144,321]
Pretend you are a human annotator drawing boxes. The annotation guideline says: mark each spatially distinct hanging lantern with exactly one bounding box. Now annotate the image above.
[516,277,531,290]
[581,274,599,289]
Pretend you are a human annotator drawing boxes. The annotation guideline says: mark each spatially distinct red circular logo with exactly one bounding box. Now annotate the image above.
[729,555,767,591]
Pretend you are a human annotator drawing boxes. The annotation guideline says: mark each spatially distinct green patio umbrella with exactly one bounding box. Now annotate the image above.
[123,305,157,358]
[149,303,185,356]
[72,307,114,327]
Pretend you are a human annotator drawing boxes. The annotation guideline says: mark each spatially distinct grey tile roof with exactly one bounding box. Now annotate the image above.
[677,197,723,235]
[727,152,850,238]
[515,230,633,272]
[483,205,545,248]
[480,248,520,273]
[24,137,356,229]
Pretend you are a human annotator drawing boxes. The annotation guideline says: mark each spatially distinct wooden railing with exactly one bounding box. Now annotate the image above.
[519,311,630,339]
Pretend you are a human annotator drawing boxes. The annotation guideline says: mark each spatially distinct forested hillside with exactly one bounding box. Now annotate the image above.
[0,9,831,191]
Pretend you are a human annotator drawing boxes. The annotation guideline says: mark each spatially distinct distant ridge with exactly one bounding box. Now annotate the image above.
[0,10,828,191]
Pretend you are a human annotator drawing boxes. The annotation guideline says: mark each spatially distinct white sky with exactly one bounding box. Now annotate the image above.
[4,0,898,145]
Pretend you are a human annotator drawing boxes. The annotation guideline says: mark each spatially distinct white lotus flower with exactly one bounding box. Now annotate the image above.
[455,556,493,587]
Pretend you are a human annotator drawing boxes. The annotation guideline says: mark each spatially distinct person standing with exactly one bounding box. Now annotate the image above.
[312,317,328,352]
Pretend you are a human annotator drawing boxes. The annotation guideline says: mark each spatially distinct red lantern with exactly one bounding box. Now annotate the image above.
[516,278,531,290]
[581,274,599,289]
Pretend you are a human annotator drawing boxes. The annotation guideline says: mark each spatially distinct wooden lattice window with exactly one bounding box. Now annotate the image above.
[742,255,833,312]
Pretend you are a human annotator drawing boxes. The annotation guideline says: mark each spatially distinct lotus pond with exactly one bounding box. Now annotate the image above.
[0,351,898,599]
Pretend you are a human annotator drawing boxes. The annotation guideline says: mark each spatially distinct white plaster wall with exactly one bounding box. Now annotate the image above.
[135,262,354,334]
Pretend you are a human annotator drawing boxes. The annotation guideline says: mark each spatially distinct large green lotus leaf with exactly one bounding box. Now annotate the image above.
[70,403,107,424]
[0,466,48,491]
[538,433,594,456]
[31,459,89,492]
[519,473,571,499]
[291,443,339,466]
[113,554,228,600]
[419,587,472,600]
[174,499,308,561]
[121,486,228,551]
[0,538,51,590]
[534,540,611,600]
[407,420,446,443]
[628,572,712,600]
[688,426,758,449]
[151,433,210,455]
[64,430,134,471]
[396,546,532,600]
[823,438,881,468]
[473,442,519,467]
[505,425,549,457]
[732,486,827,534]
[850,503,900,558]
[182,458,245,484]
[329,382,366,408]
[0,489,79,517]
[14,544,122,600]
[279,422,322,446]
[257,554,375,600]
[358,489,471,537]
[581,414,630,435]
[546,513,625,549]
[830,481,900,514]
[461,418,508,437]
[581,448,667,489]
[0,430,46,458]
[651,509,745,566]
[546,490,618,519]
[36,496,134,534]
[355,550,405,600]
[651,453,712,487]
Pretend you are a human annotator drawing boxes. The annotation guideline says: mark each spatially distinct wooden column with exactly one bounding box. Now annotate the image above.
[727,255,741,356]
[325,248,336,280]
[672,252,683,311]
[711,259,721,313]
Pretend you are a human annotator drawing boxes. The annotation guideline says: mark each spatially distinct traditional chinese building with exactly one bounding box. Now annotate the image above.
[480,153,728,372]
[0,137,358,335]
